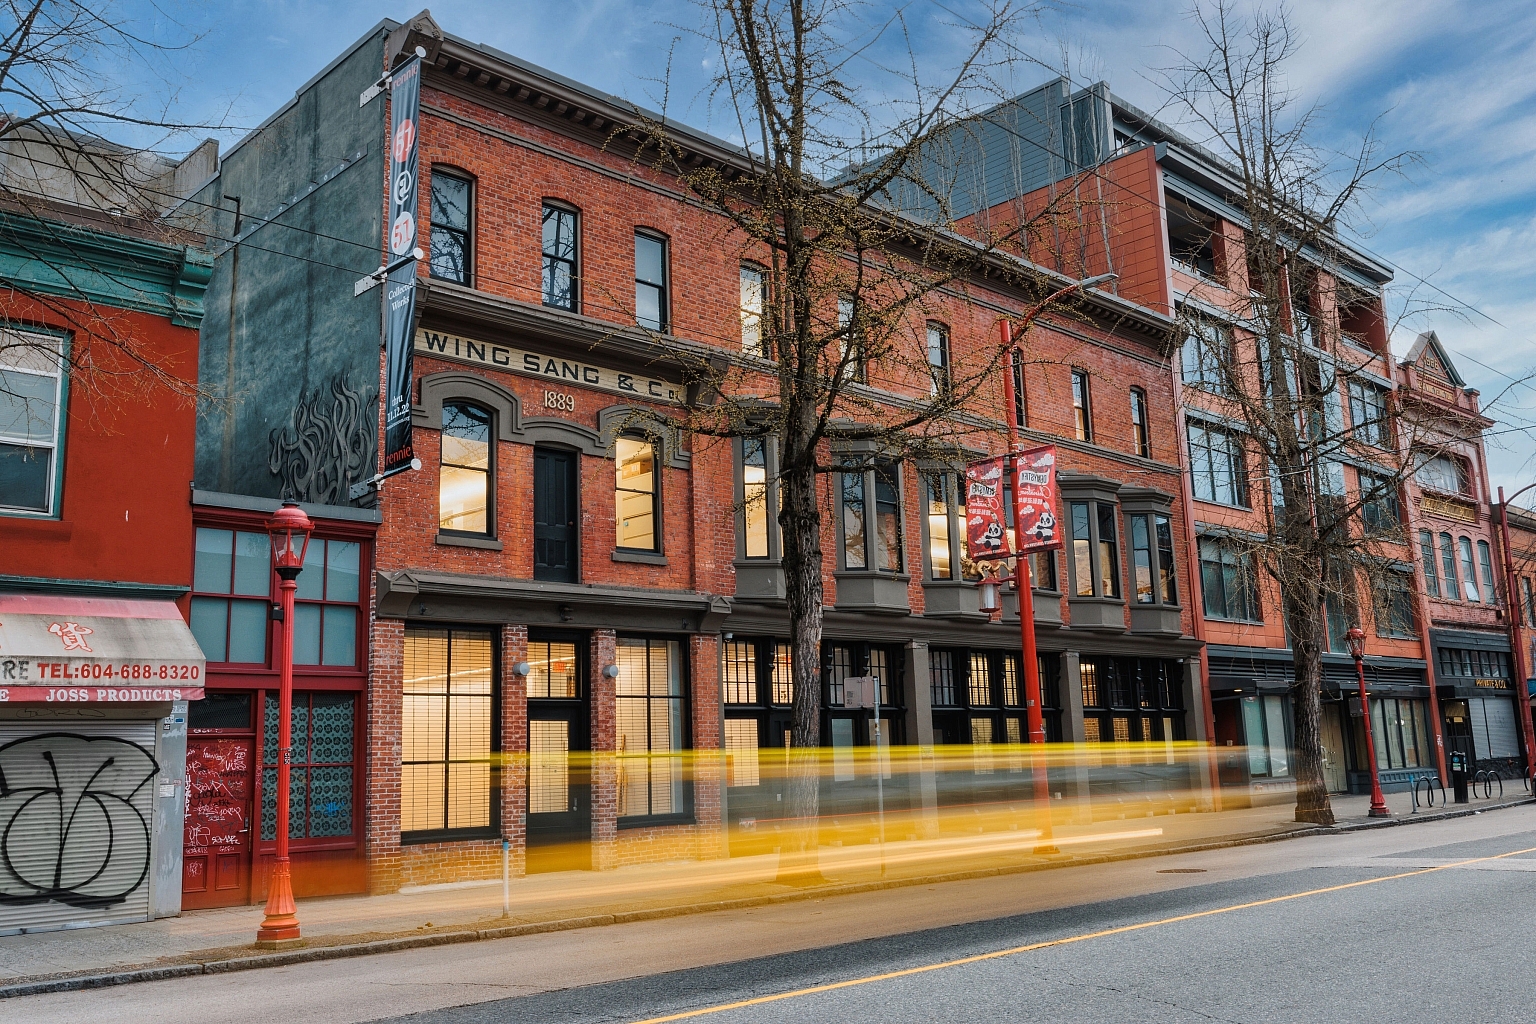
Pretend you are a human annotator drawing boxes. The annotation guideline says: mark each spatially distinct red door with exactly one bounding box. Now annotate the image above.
[183,737,254,909]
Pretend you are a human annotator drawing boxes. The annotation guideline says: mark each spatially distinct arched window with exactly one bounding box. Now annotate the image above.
[440,403,492,535]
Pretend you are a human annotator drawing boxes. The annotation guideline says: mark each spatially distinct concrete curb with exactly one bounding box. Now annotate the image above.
[3,795,1530,1000]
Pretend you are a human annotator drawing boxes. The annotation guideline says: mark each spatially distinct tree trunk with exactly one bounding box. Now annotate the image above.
[776,432,825,884]
[1283,568,1335,826]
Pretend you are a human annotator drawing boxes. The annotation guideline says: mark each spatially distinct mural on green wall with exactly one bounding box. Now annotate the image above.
[267,373,377,506]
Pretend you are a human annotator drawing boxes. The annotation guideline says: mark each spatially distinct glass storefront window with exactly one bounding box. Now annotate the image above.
[401,628,495,837]
[615,637,690,819]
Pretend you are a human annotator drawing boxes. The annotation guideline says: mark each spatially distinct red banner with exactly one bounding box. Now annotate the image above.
[1013,445,1062,552]
[964,456,1013,558]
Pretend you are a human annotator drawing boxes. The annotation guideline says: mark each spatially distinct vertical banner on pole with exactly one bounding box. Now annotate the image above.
[382,53,423,476]
[1011,445,1062,552]
[964,456,1014,558]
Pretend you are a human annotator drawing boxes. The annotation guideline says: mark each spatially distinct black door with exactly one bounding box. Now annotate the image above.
[527,705,591,872]
[534,447,578,582]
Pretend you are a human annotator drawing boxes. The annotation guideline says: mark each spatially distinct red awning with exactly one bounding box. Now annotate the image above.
[0,595,205,702]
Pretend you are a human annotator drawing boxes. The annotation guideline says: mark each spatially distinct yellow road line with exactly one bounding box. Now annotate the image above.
[631,844,1536,1024]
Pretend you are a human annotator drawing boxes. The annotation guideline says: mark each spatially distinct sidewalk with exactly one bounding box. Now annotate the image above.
[0,786,1527,995]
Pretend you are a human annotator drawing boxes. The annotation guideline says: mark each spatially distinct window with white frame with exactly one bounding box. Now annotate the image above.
[0,330,65,515]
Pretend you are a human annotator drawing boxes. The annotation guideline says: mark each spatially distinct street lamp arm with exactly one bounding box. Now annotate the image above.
[998,273,1119,346]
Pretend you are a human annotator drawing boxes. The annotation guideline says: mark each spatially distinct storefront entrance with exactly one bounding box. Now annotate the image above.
[183,733,254,909]
[526,636,590,871]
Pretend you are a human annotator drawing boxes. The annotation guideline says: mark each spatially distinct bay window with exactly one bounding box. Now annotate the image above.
[1128,512,1177,605]
[841,461,902,573]
[1068,499,1120,600]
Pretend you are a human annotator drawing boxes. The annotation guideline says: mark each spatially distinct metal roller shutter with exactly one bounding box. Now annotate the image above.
[0,721,160,934]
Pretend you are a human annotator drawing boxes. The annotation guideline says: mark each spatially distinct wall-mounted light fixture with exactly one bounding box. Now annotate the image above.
[512,661,531,677]
[602,664,620,679]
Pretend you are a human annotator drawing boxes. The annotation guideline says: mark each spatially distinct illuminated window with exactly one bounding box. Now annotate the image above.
[1128,512,1177,605]
[615,637,690,819]
[741,438,775,559]
[841,461,902,573]
[402,628,496,837]
[615,435,658,552]
[527,640,579,698]
[440,403,491,534]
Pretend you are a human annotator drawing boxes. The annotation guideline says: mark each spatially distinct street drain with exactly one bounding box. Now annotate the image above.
[1156,868,1208,873]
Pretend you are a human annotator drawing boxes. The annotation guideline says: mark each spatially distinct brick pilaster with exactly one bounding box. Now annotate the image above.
[501,624,528,876]
[367,617,404,893]
[589,629,618,870]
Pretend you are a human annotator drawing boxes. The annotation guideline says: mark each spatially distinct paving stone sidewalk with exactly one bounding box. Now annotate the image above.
[0,785,1526,992]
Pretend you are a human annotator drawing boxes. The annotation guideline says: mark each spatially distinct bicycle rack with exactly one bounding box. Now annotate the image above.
[1472,770,1503,800]
[1411,776,1442,812]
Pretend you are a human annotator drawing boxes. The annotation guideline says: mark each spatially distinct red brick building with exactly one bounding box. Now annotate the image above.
[339,16,1209,889]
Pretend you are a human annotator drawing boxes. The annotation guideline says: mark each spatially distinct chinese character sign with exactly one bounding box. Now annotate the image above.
[964,457,1013,558]
[1013,445,1061,552]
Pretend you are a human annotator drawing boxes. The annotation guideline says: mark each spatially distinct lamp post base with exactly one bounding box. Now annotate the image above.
[1367,804,1392,818]
[257,858,302,945]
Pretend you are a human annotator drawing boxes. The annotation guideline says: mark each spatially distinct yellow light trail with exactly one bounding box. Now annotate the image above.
[630,844,1536,1024]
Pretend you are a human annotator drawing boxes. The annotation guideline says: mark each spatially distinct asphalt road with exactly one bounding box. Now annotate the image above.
[11,806,1536,1024]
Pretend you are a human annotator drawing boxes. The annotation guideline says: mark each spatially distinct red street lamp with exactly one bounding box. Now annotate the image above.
[1345,627,1391,819]
[258,500,313,945]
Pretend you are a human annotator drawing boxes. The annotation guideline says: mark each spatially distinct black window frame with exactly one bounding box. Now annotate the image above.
[1071,368,1093,441]
[738,435,780,561]
[1374,571,1418,639]
[634,230,670,333]
[615,635,693,824]
[1130,386,1151,458]
[541,201,579,312]
[428,168,473,285]
[1127,511,1178,606]
[1068,499,1121,600]
[1419,529,1440,598]
[400,625,500,844]
[1198,535,1262,622]
[1348,380,1389,448]
[1188,419,1250,508]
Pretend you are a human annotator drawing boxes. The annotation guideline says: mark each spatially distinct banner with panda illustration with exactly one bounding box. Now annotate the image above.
[965,445,1061,560]
[1010,445,1061,551]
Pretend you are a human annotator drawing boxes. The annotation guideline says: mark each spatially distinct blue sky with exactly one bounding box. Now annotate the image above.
[135,0,1536,497]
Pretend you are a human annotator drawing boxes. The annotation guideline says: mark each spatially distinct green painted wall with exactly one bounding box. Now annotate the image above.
[192,27,389,506]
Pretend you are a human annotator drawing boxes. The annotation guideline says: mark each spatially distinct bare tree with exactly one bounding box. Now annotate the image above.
[1152,0,1471,824]
[615,0,1112,879]
[0,0,225,424]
